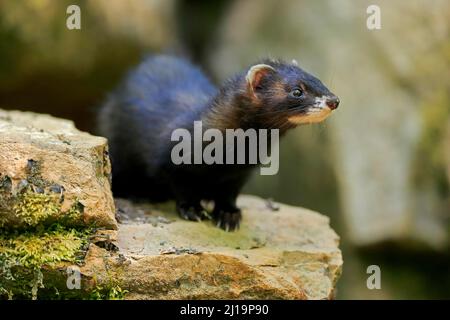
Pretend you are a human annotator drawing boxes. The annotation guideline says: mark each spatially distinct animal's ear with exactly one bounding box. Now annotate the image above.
[245,64,275,97]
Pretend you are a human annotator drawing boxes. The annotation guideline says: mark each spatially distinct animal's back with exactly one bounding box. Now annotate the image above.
[98,55,217,199]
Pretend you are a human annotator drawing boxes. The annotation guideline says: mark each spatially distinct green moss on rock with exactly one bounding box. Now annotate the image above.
[0,159,118,300]
[0,159,87,230]
[0,224,93,299]
[0,224,129,300]
[13,191,61,227]
[0,225,92,299]
[1,178,85,230]
[89,284,128,300]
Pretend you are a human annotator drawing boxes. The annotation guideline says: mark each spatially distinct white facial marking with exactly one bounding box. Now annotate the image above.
[314,95,330,108]
[291,59,298,66]
[288,95,333,125]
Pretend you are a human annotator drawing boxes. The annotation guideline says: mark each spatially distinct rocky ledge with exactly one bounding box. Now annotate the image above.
[0,109,116,230]
[0,110,342,300]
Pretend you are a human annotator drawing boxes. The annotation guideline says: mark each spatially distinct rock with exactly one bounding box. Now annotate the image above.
[0,109,116,230]
[18,195,341,300]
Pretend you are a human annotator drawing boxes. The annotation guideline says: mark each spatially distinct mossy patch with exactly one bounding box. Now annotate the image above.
[13,191,61,227]
[0,159,85,230]
[0,186,85,229]
[0,222,125,300]
[0,157,122,300]
[0,224,91,299]
[89,284,128,300]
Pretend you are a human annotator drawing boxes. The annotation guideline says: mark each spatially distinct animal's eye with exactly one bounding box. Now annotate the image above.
[290,88,303,98]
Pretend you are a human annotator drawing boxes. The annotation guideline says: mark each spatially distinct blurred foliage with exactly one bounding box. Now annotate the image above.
[414,90,450,196]
[0,0,175,130]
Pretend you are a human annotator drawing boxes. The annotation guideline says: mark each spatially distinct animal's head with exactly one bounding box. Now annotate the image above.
[245,59,339,128]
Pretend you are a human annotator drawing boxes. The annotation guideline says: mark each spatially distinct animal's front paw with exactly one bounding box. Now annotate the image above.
[177,203,210,222]
[214,208,242,232]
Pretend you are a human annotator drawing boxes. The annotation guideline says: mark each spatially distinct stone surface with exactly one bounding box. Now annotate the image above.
[0,109,116,229]
[74,195,342,300]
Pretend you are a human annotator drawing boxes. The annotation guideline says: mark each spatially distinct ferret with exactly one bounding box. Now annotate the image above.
[98,55,339,231]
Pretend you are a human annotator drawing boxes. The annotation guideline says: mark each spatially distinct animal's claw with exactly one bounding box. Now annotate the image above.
[177,204,210,222]
[214,209,241,232]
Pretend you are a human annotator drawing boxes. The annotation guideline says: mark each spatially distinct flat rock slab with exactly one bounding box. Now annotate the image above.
[80,195,342,300]
[0,109,116,229]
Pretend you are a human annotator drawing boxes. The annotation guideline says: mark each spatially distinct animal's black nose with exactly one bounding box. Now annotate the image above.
[326,97,340,110]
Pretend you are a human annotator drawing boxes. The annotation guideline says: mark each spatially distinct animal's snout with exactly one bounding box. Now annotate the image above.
[326,96,340,110]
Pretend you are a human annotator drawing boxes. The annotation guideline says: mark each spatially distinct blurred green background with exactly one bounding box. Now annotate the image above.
[0,0,449,299]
